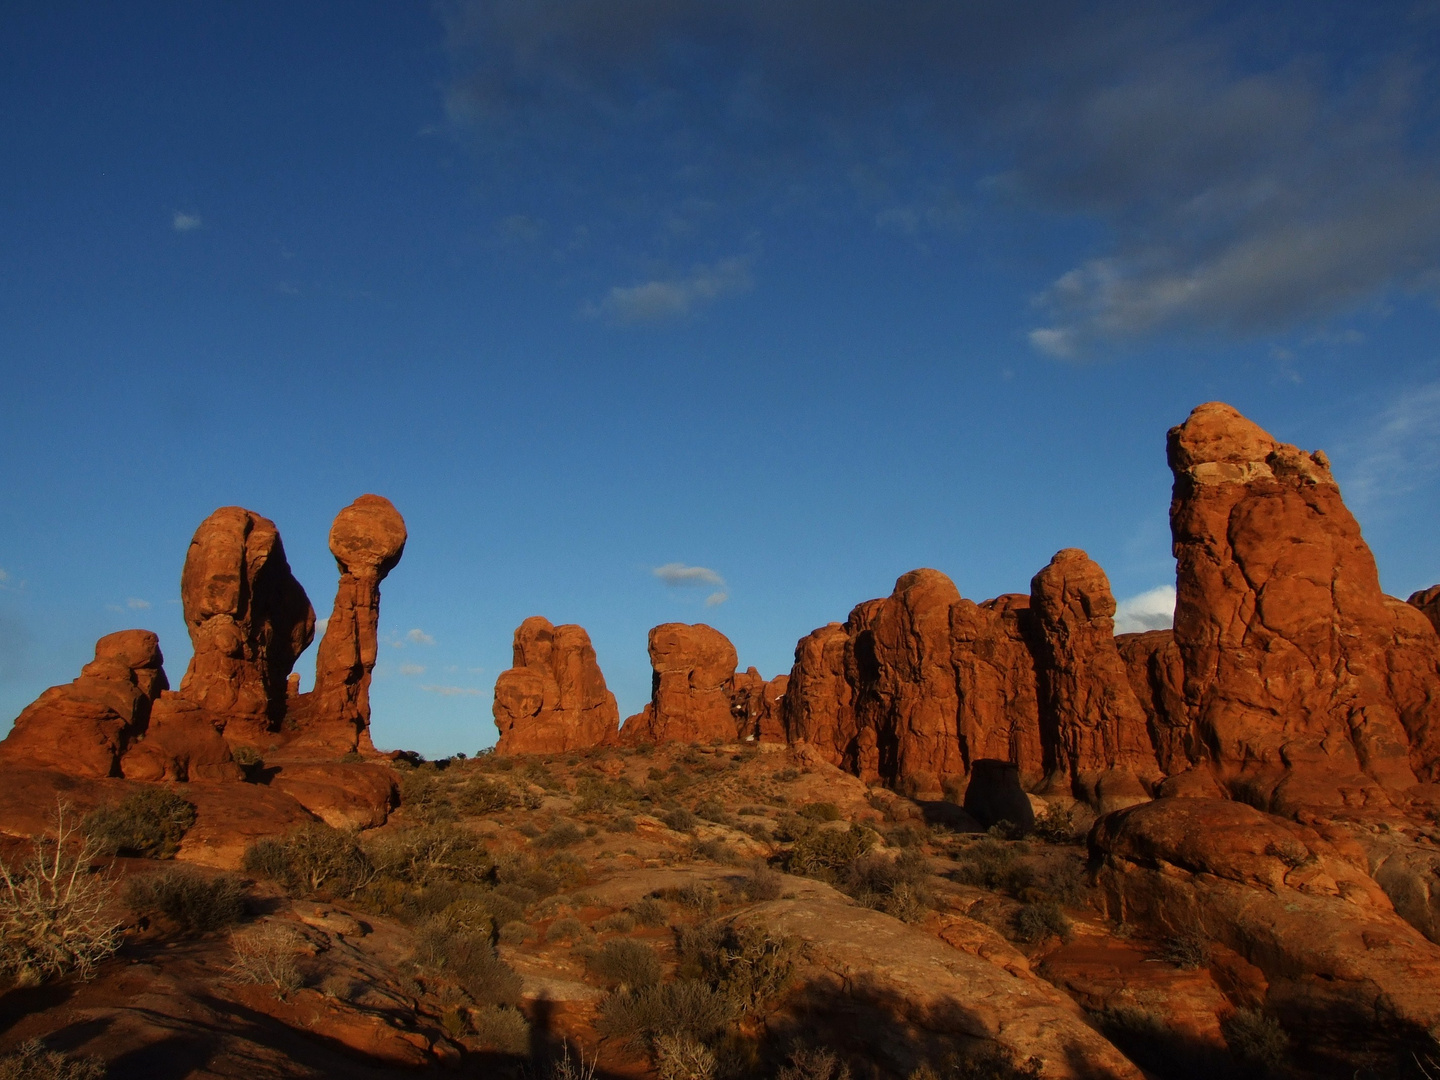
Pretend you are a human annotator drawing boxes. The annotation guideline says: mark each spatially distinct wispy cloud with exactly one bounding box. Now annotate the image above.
[1114,584,1176,634]
[315,616,329,637]
[126,598,151,610]
[705,590,729,607]
[1337,381,1440,509]
[172,211,202,232]
[398,663,427,676]
[589,257,751,323]
[406,628,436,645]
[421,684,485,697]
[654,563,725,588]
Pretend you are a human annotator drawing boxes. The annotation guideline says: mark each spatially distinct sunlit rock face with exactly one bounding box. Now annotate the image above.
[494,615,620,754]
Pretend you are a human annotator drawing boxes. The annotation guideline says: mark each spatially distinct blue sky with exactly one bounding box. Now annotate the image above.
[3,1,1439,757]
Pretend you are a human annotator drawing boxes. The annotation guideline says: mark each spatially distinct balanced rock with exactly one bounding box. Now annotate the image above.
[0,630,168,777]
[178,507,315,723]
[493,616,620,754]
[1029,549,1159,811]
[291,495,406,755]
[1167,402,1440,810]
[621,623,742,744]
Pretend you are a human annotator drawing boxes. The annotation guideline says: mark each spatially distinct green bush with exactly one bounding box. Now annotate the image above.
[1011,902,1071,944]
[654,1032,718,1080]
[545,917,586,944]
[662,808,699,833]
[1160,928,1211,970]
[415,918,522,1005]
[629,896,668,927]
[84,788,196,859]
[535,822,585,850]
[841,850,932,922]
[124,868,246,932]
[597,980,737,1048]
[676,924,799,1014]
[499,920,535,945]
[738,864,783,902]
[0,1040,106,1080]
[588,939,661,990]
[398,768,458,823]
[780,1047,851,1080]
[365,823,491,886]
[457,777,515,814]
[785,824,875,882]
[1030,804,1078,844]
[469,1004,530,1053]
[694,799,730,824]
[798,802,841,823]
[243,822,372,898]
[951,840,1034,895]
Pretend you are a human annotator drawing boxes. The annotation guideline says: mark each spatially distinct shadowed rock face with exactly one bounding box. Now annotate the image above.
[1411,585,1440,636]
[0,630,168,777]
[297,494,407,754]
[493,616,620,753]
[950,594,1044,789]
[1167,401,1440,811]
[178,507,315,721]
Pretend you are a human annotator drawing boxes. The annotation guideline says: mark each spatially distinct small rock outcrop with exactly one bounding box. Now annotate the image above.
[178,507,315,723]
[1410,584,1440,636]
[1029,549,1160,811]
[620,623,748,744]
[290,495,407,755]
[730,669,788,742]
[493,616,620,754]
[0,630,168,777]
[1167,402,1440,811]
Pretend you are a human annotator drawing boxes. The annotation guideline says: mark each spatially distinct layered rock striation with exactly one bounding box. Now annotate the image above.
[493,616,620,754]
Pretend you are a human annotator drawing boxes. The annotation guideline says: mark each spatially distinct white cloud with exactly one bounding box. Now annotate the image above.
[421,684,485,697]
[654,563,725,588]
[0,569,8,582]
[1338,381,1440,509]
[172,211,202,232]
[126,598,151,610]
[591,257,751,323]
[406,628,436,645]
[398,663,427,676]
[1114,585,1176,634]
[705,591,729,607]
[315,616,329,637]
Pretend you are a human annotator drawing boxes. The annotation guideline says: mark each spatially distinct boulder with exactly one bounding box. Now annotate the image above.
[178,507,314,722]
[962,759,1035,831]
[1167,402,1440,810]
[620,623,742,744]
[493,616,619,753]
[121,694,242,782]
[289,495,406,755]
[0,630,167,778]
[1411,584,1440,635]
[1030,549,1160,812]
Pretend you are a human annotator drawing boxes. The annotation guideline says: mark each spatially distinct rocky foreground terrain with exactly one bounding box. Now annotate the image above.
[3,402,1440,1079]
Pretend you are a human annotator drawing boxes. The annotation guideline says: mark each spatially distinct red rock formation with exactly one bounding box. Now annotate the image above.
[1114,630,1190,776]
[950,594,1044,788]
[493,616,620,754]
[783,622,862,769]
[1029,549,1160,811]
[1167,402,1440,811]
[728,668,788,743]
[291,495,406,755]
[0,630,168,777]
[178,507,314,723]
[620,623,742,744]
[1410,584,1440,636]
[121,695,240,782]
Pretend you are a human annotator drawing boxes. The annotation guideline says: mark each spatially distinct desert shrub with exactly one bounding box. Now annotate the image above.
[785,824,875,882]
[589,939,661,989]
[535,822,585,850]
[775,768,800,783]
[772,814,812,843]
[228,921,304,997]
[607,813,638,833]
[780,1046,851,1080]
[399,768,458,823]
[244,822,373,897]
[951,840,1034,894]
[232,745,263,768]
[1035,859,1087,906]
[662,808,699,833]
[884,823,928,849]
[1222,1009,1290,1072]
[577,777,640,813]
[0,808,120,984]
[676,924,799,1013]
[494,852,566,900]
[799,802,842,823]
[524,761,562,791]
[1030,804,1078,844]
[597,980,737,1048]
[629,896,668,927]
[470,1004,531,1053]
[125,867,246,932]
[694,799,730,824]
[1159,927,1211,970]
[654,1032,717,1080]
[83,788,196,859]
[499,920,535,945]
[842,850,932,922]
[416,918,523,1005]
[692,839,739,865]
[365,823,491,886]
[0,1040,106,1080]
[457,777,515,814]
[738,864,783,902]
[1010,901,1071,944]
[597,910,637,932]
[545,917,587,944]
